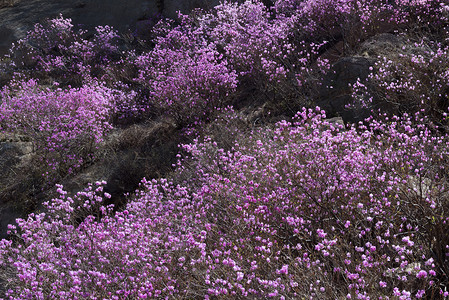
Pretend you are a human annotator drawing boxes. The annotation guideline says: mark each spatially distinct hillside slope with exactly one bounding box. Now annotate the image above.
[0,0,448,298]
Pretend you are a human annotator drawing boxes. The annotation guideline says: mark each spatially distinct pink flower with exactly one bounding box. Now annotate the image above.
[416,270,428,279]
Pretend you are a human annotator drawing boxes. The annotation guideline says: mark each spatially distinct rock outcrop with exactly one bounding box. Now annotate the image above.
[0,137,33,239]
[317,56,376,123]
[359,33,406,58]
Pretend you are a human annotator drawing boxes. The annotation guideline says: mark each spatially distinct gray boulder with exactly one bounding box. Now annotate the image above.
[0,0,155,55]
[359,33,406,58]
[317,56,376,123]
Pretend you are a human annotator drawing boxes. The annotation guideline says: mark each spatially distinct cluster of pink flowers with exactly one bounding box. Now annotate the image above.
[275,0,445,33]
[197,1,293,81]
[134,16,238,125]
[1,108,448,298]
[0,0,449,298]
[7,15,121,86]
[352,39,449,122]
[0,79,126,181]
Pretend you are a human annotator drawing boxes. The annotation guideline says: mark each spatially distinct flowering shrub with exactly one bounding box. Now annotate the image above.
[198,1,292,81]
[2,0,449,298]
[177,108,449,298]
[1,108,448,298]
[351,39,449,125]
[0,80,121,181]
[191,1,330,114]
[6,15,122,86]
[135,17,238,125]
[0,179,211,299]
[275,0,448,53]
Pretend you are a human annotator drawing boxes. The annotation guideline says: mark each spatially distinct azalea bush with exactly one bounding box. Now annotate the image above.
[5,15,122,87]
[198,1,292,81]
[352,39,449,125]
[196,0,330,108]
[0,79,124,181]
[1,108,448,298]
[1,0,449,299]
[134,17,238,126]
[175,108,449,299]
[275,0,448,40]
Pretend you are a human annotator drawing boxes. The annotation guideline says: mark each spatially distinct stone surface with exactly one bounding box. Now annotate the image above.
[162,0,219,19]
[0,0,159,55]
[0,25,15,56]
[317,56,376,123]
[325,116,345,127]
[0,140,34,239]
[359,33,406,58]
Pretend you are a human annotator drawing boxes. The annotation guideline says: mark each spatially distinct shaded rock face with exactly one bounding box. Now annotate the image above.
[162,0,220,19]
[318,56,376,123]
[0,0,220,56]
[0,122,186,239]
[317,33,411,123]
[0,0,155,55]
[359,33,406,58]
[0,25,15,56]
[58,122,186,210]
[0,140,34,239]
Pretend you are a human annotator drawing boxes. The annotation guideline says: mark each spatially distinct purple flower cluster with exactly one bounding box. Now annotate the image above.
[352,39,449,122]
[1,108,448,298]
[0,0,449,298]
[134,16,238,125]
[198,1,292,81]
[0,180,209,299]
[275,0,445,36]
[0,79,127,181]
[7,15,121,86]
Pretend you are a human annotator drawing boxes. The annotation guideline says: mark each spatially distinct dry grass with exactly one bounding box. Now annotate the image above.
[0,0,18,9]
